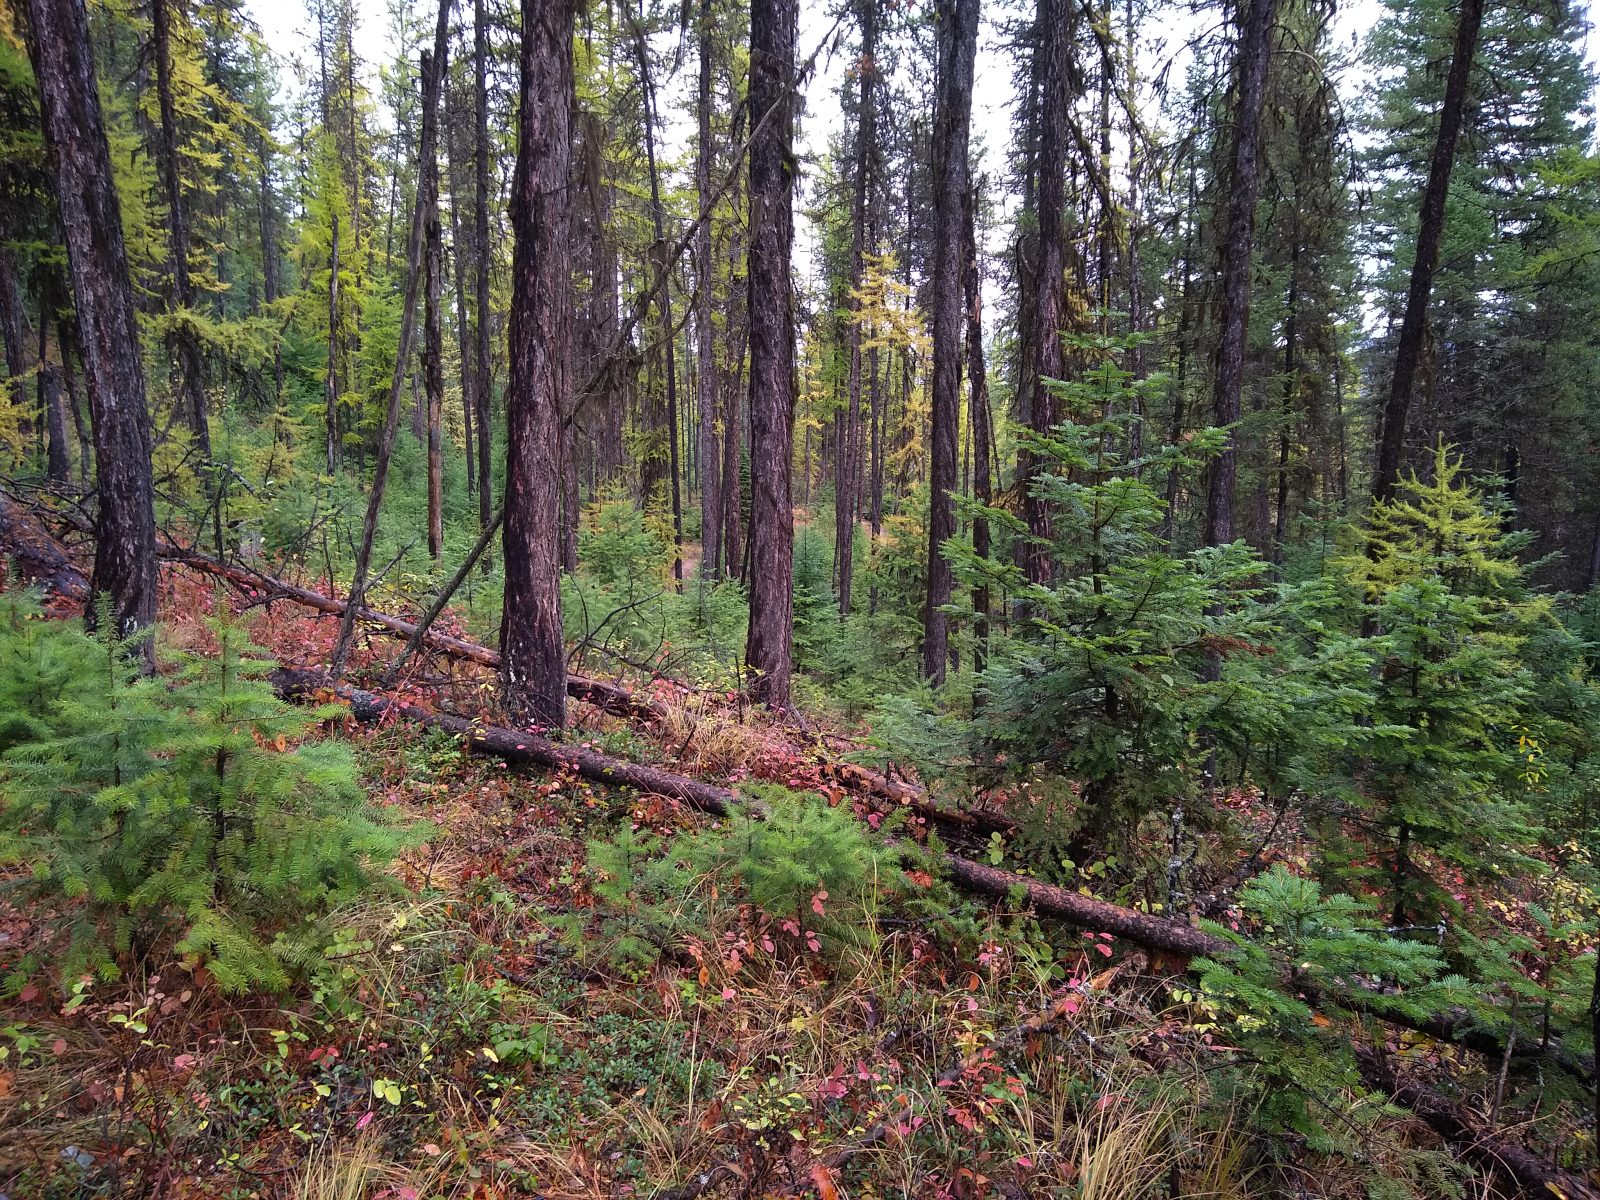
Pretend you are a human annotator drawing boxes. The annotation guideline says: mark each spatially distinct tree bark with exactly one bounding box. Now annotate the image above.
[329,0,451,677]
[1371,0,1483,503]
[257,131,285,403]
[423,97,445,566]
[923,0,977,684]
[835,0,876,617]
[965,179,993,673]
[473,0,495,552]
[743,0,798,708]
[1020,0,1071,586]
[151,0,210,458]
[1205,0,1278,551]
[38,320,71,483]
[500,0,575,728]
[629,6,684,583]
[447,109,477,504]
[325,214,341,473]
[23,0,158,659]
[694,0,722,580]
[0,249,26,421]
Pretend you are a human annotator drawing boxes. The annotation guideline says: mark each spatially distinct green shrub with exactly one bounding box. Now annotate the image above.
[0,595,422,992]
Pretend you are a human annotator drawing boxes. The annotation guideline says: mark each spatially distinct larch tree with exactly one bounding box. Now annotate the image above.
[922,0,978,683]
[500,0,576,728]
[744,0,798,707]
[22,0,158,658]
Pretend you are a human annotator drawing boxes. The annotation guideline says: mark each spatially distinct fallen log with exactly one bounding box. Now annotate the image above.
[270,670,1232,963]
[166,547,654,721]
[1355,1045,1597,1199]
[166,547,1002,832]
[0,490,89,601]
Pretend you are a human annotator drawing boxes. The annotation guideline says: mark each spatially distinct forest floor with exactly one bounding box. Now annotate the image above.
[0,558,1590,1200]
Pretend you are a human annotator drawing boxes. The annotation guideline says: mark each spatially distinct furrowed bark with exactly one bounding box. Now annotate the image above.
[923,0,977,684]
[23,0,158,661]
[499,0,575,728]
[744,0,799,707]
[1205,0,1278,551]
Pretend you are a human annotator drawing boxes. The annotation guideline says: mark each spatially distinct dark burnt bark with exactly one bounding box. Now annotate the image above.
[743,0,798,708]
[1020,0,1071,586]
[151,0,209,457]
[0,249,26,420]
[923,0,977,684]
[1205,0,1277,550]
[499,0,575,728]
[1372,0,1483,503]
[964,180,993,673]
[23,0,158,657]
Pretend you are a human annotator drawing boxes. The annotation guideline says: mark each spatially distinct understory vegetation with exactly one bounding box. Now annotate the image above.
[5,420,1600,1199]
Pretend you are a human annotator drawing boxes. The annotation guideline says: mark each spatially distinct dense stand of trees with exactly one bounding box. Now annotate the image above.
[3,0,1599,711]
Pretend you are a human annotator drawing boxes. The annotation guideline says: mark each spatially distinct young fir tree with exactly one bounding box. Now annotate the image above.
[0,596,417,991]
[1332,442,1545,923]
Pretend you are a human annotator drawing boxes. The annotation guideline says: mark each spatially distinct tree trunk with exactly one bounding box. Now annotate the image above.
[1372,0,1483,503]
[965,179,993,673]
[1273,236,1299,560]
[695,0,722,580]
[423,100,445,566]
[151,0,210,458]
[326,213,341,473]
[1020,0,1071,586]
[39,320,71,482]
[630,7,684,583]
[1204,0,1278,550]
[23,0,158,659]
[836,0,877,617]
[447,113,477,503]
[0,249,26,422]
[721,305,745,577]
[258,133,284,403]
[330,1,451,677]
[744,0,799,708]
[500,0,575,729]
[473,0,495,552]
[923,0,977,684]
[59,317,89,481]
